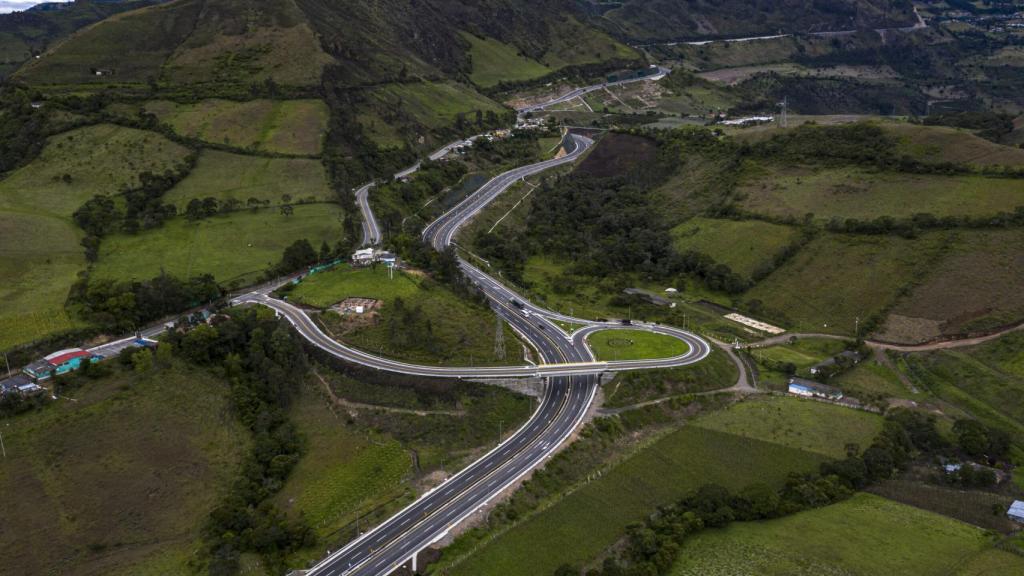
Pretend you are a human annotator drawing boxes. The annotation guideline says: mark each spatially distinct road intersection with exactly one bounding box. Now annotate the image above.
[235,73,693,576]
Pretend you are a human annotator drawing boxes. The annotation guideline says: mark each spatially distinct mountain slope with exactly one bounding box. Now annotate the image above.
[0,0,162,76]
[15,0,333,87]
[587,0,919,43]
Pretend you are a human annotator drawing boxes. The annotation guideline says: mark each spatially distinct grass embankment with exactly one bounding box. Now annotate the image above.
[274,385,412,550]
[0,362,248,576]
[0,124,190,350]
[441,397,877,576]
[279,373,531,566]
[745,232,949,336]
[603,347,738,408]
[670,492,1020,576]
[288,265,519,366]
[738,164,1024,221]
[92,204,345,287]
[670,217,799,279]
[587,329,689,361]
[143,99,329,156]
[461,32,551,88]
[163,149,332,210]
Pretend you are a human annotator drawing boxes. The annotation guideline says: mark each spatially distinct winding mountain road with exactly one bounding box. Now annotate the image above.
[241,72,687,576]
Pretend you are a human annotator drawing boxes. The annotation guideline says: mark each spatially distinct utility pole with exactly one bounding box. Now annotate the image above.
[778,96,788,128]
[855,316,860,340]
[498,419,504,446]
[3,352,10,378]
[0,430,6,459]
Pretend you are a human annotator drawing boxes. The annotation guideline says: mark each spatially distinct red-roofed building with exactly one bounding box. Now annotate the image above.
[24,348,99,380]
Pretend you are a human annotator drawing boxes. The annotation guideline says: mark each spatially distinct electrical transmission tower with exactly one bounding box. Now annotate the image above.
[494,316,506,360]
[777,96,788,128]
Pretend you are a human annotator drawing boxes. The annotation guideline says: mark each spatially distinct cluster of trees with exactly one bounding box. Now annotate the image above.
[69,273,220,332]
[557,409,947,576]
[920,111,1017,143]
[73,161,196,261]
[0,84,48,174]
[162,310,313,575]
[271,238,349,279]
[382,297,440,356]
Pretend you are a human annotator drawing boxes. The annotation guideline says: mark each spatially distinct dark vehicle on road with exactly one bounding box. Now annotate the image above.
[510,299,524,309]
[621,319,632,325]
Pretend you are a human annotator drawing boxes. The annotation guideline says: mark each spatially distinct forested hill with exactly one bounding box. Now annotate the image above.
[584,0,919,43]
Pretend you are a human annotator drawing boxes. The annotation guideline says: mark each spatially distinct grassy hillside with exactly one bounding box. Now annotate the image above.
[887,123,1024,169]
[881,229,1024,343]
[0,123,191,350]
[0,362,248,575]
[163,149,331,209]
[92,203,345,286]
[599,0,917,43]
[744,233,948,335]
[141,99,329,155]
[692,396,883,459]
[738,164,1024,222]
[461,32,551,88]
[0,0,161,76]
[671,217,799,280]
[16,0,332,87]
[443,403,834,576]
[670,493,1016,576]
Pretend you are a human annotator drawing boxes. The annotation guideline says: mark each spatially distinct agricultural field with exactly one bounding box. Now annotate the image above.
[440,424,823,573]
[879,229,1024,343]
[670,217,799,279]
[0,124,190,350]
[602,347,738,408]
[92,203,346,287]
[886,122,1024,168]
[692,395,883,458]
[288,265,518,367]
[737,164,1024,221]
[461,32,551,88]
[898,345,1024,440]
[834,358,918,401]
[586,329,689,361]
[0,123,192,219]
[751,337,849,373]
[441,425,826,576]
[162,150,332,210]
[744,233,949,336]
[0,362,248,576]
[670,493,1016,576]
[143,99,329,155]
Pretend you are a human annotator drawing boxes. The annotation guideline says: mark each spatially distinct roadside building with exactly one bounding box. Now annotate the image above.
[352,248,375,266]
[23,348,99,381]
[1,373,44,397]
[810,350,863,376]
[1008,500,1024,523]
[788,378,844,400]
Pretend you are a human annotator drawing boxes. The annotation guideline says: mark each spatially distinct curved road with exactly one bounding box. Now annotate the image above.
[251,71,693,576]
